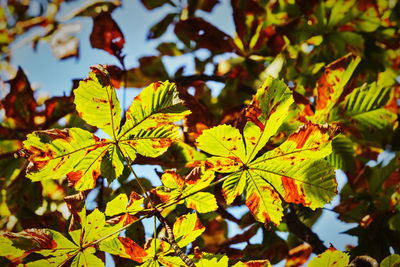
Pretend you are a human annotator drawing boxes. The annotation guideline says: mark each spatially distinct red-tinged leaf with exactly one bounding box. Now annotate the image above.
[308,246,350,267]
[234,259,271,267]
[23,128,113,191]
[314,53,360,121]
[173,213,205,247]
[190,0,220,13]
[231,0,265,50]
[1,67,36,127]
[285,243,312,267]
[90,12,125,57]
[174,18,237,54]
[99,237,148,263]
[0,228,77,262]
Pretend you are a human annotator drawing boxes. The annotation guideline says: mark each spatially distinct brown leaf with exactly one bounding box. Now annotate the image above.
[2,67,37,128]
[174,18,237,54]
[90,12,125,58]
[285,243,312,267]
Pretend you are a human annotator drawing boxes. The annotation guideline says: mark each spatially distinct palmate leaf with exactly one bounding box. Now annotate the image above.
[173,213,205,247]
[0,205,149,266]
[23,66,189,191]
[196,77,337,225]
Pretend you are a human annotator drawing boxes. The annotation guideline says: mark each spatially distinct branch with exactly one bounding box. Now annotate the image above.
[348,255,378,267]
[285,209,327,254]
[155,212,195,267]
[173,74,226,86]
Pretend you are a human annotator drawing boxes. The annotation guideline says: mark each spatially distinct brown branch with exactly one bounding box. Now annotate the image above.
[285,209,327,254]
[348,255,378,267]
[173,74,226,86]
[155,212,195,267]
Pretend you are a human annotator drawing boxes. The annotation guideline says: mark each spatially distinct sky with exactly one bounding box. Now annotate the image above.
[5,0,360,265]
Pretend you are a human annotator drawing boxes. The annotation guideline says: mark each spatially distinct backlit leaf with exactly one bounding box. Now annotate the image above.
[23,128,112,191]
[380,254,400,267]
[74,65,122,139]
[233,259,271,267]
[308,247,350,267]
[99,237,148,263]
[173,213,205,247]
[314,53,361,122]
[117,81,190,159]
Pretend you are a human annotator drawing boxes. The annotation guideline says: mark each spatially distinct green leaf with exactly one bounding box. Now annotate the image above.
[74,65,122,139]
[71,248,104,267]
[332,82,396,144]
[0,228,77,263]
[380,254,400,267]
[326,135,355,172]
[193,253,229,266]
[117,81,190,160]
[99,237,148,263]
[314,53,361,122]
[173,213,205,247]
[308,247,350,267]
[154,168,217,213]
[243,76,294,162]
[23,128,112,191]
[198,121,337,225]
[105,192,144,217]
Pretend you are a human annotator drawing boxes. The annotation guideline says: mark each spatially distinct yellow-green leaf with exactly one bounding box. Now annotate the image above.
[74,65,122,139]
[173,213,205,247]
[308,247,350,267]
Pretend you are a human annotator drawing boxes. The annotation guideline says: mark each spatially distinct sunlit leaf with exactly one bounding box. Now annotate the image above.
[233,259,271,267]
[380,254,400,267]
[74,65,122,139]
[173,213,205,247]
[23,128,112,191]
[99,237,147,263]
[308,246,350,267]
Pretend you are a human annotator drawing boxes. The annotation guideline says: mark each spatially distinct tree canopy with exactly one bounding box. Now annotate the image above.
[0,0,399,266]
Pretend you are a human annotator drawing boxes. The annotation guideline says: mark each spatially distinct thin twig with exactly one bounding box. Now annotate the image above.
[155,212,195,267]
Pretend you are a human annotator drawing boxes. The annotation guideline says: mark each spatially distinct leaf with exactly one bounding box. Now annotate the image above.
[314,53,361,122]
[380,254,400,267]
[99,237,148,263]
[117,81,190,161]
[74,65,122,139]
[154,168,217,213]
[174,18,237,54]
[147,13,176,39]
[23,128,111,191]
[285,243,312,267]
[193,253,229,266]
[233,259,271,267]
[332,82,396,144]
[243,76,294,162]
[0,228,77,263]
[2,67,36,128]
[71,248,104,267]
[326,135,355,172]
[140,0,174,10]
[90,12,125,57]
[308,246,350,267]
[173,213,205,247]
[197,98,337,225]
[104,192,144,222]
